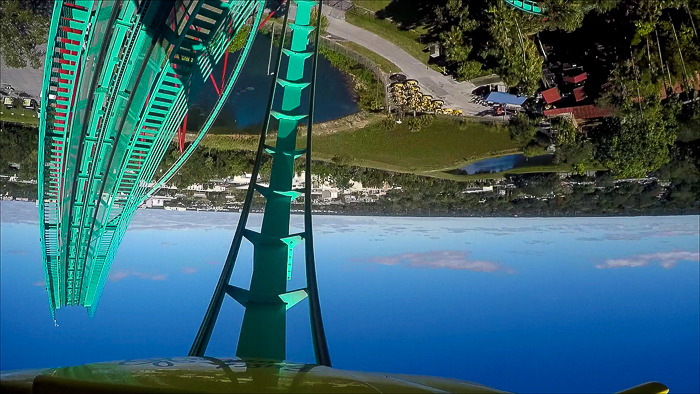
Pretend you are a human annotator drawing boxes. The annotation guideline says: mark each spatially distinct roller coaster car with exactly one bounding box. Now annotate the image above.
[0,357,671,394]
[406,79,418,85]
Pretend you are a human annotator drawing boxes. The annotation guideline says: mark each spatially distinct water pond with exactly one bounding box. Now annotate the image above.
[187,34,359,134]
[457,153,555,175]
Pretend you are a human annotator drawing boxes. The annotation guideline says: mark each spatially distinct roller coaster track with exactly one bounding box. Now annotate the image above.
[503,0,544,15]
[39,0,264,319]
[39,0,330,367]
[189,0,331,365]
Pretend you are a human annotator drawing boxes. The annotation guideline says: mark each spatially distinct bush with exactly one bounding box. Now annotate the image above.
[456,61,484,81]
[571,163,586,176]
[319,46,385,112]
[331,155,352,166]
[381,117,397,130]
[406,114,434,132]
[523,142,547,157]
[228,25,251,53]
[509,113,537,145]
[407,117,422,131]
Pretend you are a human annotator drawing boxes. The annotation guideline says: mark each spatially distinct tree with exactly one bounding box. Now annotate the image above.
[551,116,577,146]
[486,4,544,94]
[310,8,329,35]
[571,163,586,175]
[509,113,538,145]
[0,0,50,69]
[594,109,677,178]
[435,0,481,80]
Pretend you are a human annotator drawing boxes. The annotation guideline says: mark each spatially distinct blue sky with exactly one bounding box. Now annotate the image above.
[1,201,698,393]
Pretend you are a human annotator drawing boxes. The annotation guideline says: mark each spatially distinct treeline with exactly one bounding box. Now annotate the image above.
[3,121,698,216]
[0,123,38,179]
[310,150,699,216]
[423,0,700,95]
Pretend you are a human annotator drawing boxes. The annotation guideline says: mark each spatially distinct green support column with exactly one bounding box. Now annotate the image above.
[189,0,331,366]
[235,0,319,362]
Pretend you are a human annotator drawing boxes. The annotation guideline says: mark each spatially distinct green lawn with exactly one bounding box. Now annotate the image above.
[337,41,401,73]
[352,0,391,12]
[200,116,610,179]
[0,108,39,126]
[310,117,518,172]
[344,11,432,68]
[203,116,520,173]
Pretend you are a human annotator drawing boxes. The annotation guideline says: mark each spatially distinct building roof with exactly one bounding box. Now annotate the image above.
[563,72,587,84]
[543,104,612,120]
[541,87,561,104]
[573,86,586,102]
[485,92,527,106]
[470,74,504,86]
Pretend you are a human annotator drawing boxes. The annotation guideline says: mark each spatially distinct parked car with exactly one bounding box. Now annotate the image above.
[3,97,15,109]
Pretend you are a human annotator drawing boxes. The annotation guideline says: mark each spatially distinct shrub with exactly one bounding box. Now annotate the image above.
[381,117,397,130]
[228,25,251,53]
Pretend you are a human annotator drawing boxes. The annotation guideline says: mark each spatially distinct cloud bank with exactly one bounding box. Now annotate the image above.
[365,250,514,273]
[108,271,168,281]
[596,251,700,269]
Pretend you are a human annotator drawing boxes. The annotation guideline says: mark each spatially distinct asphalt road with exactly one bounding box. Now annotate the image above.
[317,6,490,115]
[0,46,46,99]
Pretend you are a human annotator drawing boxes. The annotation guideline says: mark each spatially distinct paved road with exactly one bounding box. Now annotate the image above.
[0,48,45,99]
[316,6,491,115]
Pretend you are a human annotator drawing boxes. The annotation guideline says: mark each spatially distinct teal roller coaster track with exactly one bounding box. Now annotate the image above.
[38,0,329,364]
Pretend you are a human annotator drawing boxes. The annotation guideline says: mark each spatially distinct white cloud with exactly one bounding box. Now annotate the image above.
[366,251,514,273]
[108,271,168,281]
[596,251,700,269]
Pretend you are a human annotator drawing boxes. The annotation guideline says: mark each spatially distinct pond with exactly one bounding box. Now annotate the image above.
[187,34,359,134]
[457,153,555,175]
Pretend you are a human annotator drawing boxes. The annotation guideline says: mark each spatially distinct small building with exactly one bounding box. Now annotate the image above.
[3,97,14,108]
[563,72,587,85]
[143,195,175,208]
[543,105,612,126]
[573,86,586,102]
[22,99,35,110]
[485,92,527,108]
[430,42,440,58]
[541,87,561,104]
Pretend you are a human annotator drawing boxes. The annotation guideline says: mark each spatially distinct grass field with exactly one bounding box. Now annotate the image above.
[337,41,401,73]
[0,108,39,126]
[202,116,520,173]
[352,0,391,12]
[344,11,432,68]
